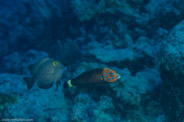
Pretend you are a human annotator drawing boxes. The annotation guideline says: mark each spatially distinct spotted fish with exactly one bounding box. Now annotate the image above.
[64,68,121,88]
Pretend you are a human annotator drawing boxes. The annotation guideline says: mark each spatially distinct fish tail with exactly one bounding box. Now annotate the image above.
[63,80,73,88]
[23,77,36,90]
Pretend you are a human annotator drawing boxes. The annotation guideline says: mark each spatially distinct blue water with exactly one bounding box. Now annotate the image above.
[0,0,184,121]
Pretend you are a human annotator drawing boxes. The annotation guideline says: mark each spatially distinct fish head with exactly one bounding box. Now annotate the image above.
[102,68,121,83]
[31,58,66,76]
[51,60,66,77]
[36,59,66,79]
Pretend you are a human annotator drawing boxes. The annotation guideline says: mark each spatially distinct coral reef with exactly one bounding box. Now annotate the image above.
[0,73,68,121]
[56,39,81,66]
[93,96,117,122]
[88,41,134,63]
[0,94,17,119]
[70,94,96,122]
[109,67,162,120]
[71,0,141,21]
[159,20,184,121]
[86,40,155,75]
[2,50,48,74]
[1,0,184,121]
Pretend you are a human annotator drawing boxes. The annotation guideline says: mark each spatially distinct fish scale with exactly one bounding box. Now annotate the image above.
[64,68,121,88]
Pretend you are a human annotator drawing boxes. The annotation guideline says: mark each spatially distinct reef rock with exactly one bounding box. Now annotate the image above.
[88,40,155,74]
[2,50,48,74]
[0,73,68,121]
[159,20,184,121]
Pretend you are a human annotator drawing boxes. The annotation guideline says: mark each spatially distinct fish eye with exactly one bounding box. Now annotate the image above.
[53,61,57,66]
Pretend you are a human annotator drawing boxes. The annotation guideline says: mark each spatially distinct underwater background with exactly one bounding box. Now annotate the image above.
[0,0,184,121]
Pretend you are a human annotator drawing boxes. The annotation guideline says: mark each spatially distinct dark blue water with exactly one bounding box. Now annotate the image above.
[0,0,184,121]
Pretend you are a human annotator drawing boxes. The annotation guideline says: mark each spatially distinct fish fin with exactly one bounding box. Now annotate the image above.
[63,80,73,88]
[37,82,54,89]
[56,80,61,89]
[23,77,36,90]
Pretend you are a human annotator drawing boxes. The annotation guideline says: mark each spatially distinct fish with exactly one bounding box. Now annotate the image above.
[64,68,121,88]
[23,58,66,90]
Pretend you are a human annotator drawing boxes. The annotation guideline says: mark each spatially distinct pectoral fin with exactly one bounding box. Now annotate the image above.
[23,77,36,90]
[56,80,61,89]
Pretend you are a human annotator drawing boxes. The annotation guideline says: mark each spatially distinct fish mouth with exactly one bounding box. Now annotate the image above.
[60,70,65,75]
[59,66,67,71]
[116,74,121,79]
[57,66,67,71]
[63,66,67,71]
[59,66,67,75]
